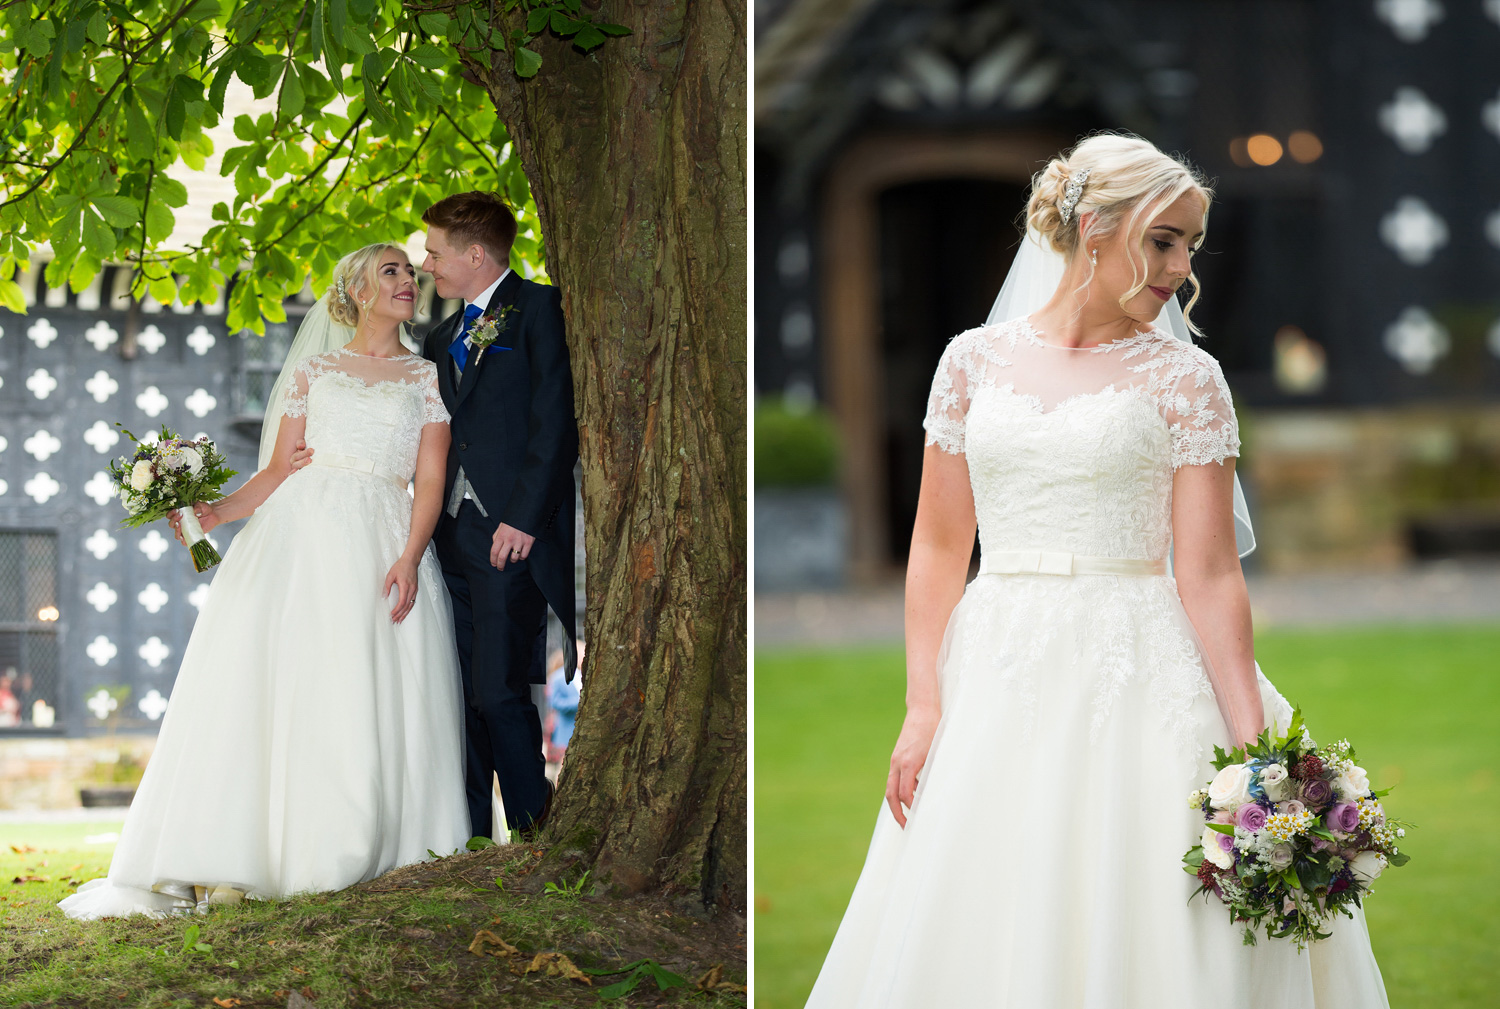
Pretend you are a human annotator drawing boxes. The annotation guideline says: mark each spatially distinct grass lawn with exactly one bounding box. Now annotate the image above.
[0,824,746,1007]
[754,625,1500,1009]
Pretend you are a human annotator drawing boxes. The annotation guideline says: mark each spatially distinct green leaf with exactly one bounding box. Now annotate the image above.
[1387,850,1410,867]
[573,25,606,51]
[0,278,25,314]
[465,836,497,851]
[144,201,175,242]
[211,201,230,222]
[1282,865,1302,890]
[209,50,239,114]
[343,26,376,56]
[525,8,550,34]
[1206,822,1236,835]
[309,0,325,62]
[92,196,138,228]
[87,9,109,45]
[124,102,154,161]
[549,11,584,35]
[181,923,200,952]
[148,272,178,306]
[278,62,305,118]
[155,176,189,208]
[164,85,187,140]
[407,44,447,70]
[513,47,542,78]
[595,22,631,36]
[417,12,449,35]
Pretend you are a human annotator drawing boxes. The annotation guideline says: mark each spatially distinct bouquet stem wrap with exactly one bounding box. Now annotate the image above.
[179,508,221,573]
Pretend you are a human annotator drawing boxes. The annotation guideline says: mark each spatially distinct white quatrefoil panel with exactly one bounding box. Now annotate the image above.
[84,528,118,559]
[1375,0,1444,42]
[1378,87,1446,154]
[0,435,8,453]
[84,421,120,454]
[186,325,216,355]
[137,324,167,354]
[86,581,118,612]
[139,529,170,561]
[86,635,118,667]
[1380,197,1448,266]
[24,473,61,504]
[1485,90,1500,144]
[83,471,116,506]
[139,636,171,668]
[138,689,169,721]
[26,318,58,348]
[185,388,217,418]
[85,321,119,351]
[136,386,169,417]
[138,583,169,614]
[188,583,210,611]
[26,369,58,399]
[86,370,119,403]
[23,430,63,462]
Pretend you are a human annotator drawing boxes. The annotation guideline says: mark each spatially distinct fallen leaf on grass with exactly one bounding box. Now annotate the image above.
[695,964,747,993]
[9,845,35,855]
[211,998,242,1007]
[399,926,435,940]
[290,965,308,974]
[271,991,289,1000]
[11,876,48,884]
[468,929,519,957]
[513,952,591,985]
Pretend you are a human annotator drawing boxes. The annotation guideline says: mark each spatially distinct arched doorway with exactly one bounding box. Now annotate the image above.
[820,132,1063,576]
[878,177,1029,561]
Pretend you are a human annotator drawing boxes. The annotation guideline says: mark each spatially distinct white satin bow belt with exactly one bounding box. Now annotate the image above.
[308,452,409,489]
[980,550,1166,577]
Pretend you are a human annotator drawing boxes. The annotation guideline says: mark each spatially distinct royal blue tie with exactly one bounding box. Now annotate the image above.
[448,303,484,372]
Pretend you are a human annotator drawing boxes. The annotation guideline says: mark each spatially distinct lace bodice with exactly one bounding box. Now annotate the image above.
[282,349,449,480]
[924,317,1239,561]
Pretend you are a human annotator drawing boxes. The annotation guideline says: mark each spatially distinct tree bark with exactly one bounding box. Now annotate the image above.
[467,0,746,909]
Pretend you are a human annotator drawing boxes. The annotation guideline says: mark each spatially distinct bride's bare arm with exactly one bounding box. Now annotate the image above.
[192,414,308,530]
[1171,458,1263,747]
[887,445,978,827]
[382,421,451,623]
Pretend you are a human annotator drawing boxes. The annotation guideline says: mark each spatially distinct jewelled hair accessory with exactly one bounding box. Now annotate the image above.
[335,276,348,303]
[1059,168,1091,225]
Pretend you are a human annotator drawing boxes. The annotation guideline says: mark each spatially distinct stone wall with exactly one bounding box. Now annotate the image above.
[1245,406,1500,572]
[0,734,158,811]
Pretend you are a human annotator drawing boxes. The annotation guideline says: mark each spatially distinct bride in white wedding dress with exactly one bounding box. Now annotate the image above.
[60,243,470,919]
[805,136,1389,1007]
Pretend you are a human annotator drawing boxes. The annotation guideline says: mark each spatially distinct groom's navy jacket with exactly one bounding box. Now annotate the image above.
[423,270,579,678]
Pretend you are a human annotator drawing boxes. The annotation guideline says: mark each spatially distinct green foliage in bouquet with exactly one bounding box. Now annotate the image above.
[107,426,236,571]
[1183,707,1413,950]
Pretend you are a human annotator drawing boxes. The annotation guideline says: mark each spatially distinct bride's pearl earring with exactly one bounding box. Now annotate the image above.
[1090,248,1098,266]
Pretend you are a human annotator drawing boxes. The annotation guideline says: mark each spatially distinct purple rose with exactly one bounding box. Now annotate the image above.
[1235,803,1269,832]
[1301,778,1334,808]
[1328,802,1360,833]
[1217,832,1236,853]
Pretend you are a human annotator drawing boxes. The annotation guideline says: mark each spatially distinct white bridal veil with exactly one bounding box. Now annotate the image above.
[986,231,1256,557]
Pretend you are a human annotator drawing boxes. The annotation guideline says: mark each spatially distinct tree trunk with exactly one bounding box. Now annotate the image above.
[467,0,746,909]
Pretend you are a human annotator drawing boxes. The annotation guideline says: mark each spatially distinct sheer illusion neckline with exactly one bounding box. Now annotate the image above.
[1018,316,1159,352]
[335,345,419,361]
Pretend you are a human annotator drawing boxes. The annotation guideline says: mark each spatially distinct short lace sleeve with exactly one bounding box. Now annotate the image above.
[281,361,311,418]
[923,329,983,454]
[421,363,450,425]
[1162,345,1240,468]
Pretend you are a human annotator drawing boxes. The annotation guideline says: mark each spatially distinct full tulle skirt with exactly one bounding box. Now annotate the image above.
[804,573,1389,1008]
[59,467,470,920]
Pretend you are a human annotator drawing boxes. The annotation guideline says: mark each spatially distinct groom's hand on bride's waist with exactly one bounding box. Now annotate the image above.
[288,439,314,471]
[490,523,536,571]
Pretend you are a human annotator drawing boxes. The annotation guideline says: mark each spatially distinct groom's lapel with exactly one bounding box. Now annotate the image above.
[455,270,523,408]
[434,310,462,411]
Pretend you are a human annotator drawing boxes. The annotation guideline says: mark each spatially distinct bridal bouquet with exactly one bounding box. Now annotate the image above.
[108,426,236,572]
[1182,709,1410,949]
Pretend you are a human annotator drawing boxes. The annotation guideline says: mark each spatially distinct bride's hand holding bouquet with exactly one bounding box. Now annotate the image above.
[109,426,237,572]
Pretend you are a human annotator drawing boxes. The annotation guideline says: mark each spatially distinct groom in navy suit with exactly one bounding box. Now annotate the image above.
[419,191,578,838]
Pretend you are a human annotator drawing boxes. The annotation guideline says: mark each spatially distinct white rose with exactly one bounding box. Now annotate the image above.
[178,446,204,475]
[129,460,155,491]
[1348,850,1387,884]
[1260,762,1293,801]
[1201,826,1234,870]
[1207,763,1254,810]
[1266,843,1294,872]
[1335,765,1371,801]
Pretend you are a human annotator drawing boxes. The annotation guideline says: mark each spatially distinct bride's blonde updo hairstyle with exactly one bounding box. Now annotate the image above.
[325,242,411,327]
[1026,133,1214,332]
